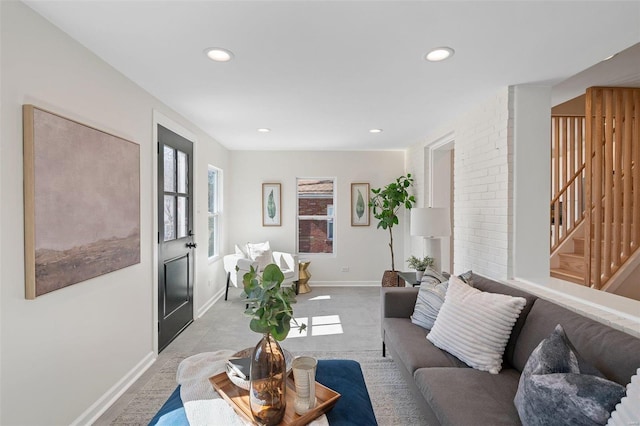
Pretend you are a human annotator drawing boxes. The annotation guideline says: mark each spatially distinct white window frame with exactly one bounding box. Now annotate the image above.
[207,165,221,261]
[296,177,336,256]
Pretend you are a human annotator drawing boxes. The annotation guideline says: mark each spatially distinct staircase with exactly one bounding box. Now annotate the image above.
[551,224,634,285]
[550,87,639,292]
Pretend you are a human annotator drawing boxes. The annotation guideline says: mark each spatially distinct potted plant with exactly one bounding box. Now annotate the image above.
[242,264,306,425]
[369,174,416,286]
[407,255,434,281]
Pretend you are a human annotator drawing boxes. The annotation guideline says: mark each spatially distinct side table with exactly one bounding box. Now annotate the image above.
[396,271,421,287]
[297,261,311,294]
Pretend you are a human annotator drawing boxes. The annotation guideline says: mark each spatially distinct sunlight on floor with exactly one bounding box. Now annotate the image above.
[288,314,343,338]
[309,295,331,301]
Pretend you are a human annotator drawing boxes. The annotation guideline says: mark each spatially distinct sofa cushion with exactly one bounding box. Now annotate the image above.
[470,273,538,368]
[414,367,522,425]
[383,318,468,373]
[427,276,527,374]
[512,299,640,385]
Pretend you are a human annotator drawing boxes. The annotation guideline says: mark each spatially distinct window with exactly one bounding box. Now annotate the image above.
[297,178,335,254]
[208,166,220,259]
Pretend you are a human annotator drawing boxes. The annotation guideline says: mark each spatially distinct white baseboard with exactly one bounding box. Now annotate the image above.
[71,351,156,426]
[308,281,380,287]
[197,287,226,318]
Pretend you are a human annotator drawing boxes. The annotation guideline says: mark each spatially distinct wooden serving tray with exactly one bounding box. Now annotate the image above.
[209,371,340,426]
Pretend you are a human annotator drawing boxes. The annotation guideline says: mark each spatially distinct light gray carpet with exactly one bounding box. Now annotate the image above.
[111,350,426,426]
[99,287,426,425]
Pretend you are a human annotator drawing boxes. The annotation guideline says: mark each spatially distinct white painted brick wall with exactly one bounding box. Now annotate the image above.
[454,88,513,279]
[406,89,514,278]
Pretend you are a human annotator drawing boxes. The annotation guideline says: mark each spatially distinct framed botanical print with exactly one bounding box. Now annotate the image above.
[262,183,281,226]
[351,182,370,226]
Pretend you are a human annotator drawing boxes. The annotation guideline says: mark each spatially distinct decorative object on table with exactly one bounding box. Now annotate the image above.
[225,347,294,391]
[369,174,416,287]
[242,264,306,425]
[22,105,140,299]
[350,183,370,226]
[297,261,312,294]
[410,207,451,273]
[292,356,318,415]
[262,183,281,226]
[209,370,340,426]
[406,255,434,281]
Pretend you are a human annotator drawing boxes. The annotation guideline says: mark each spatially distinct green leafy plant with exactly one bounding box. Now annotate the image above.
[242,264,306,341]
[267,190,276,220]
[407,255,434,272]
[356,189,365,219]
[369,174,416,271]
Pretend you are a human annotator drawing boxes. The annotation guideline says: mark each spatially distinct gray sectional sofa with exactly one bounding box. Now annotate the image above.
[381,273,640,425]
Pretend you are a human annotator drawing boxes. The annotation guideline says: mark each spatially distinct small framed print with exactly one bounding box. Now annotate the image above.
[262,183,281,226]
[351,183,370,226]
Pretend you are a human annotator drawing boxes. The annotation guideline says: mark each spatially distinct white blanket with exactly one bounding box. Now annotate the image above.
[177,351,329,426]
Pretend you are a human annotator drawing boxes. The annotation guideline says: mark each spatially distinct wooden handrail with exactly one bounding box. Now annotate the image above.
[550,164,586,206]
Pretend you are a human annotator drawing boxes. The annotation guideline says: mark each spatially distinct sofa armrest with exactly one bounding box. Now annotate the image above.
[223,254,258,288]
[272,251,299,282]
[381,287,419,319]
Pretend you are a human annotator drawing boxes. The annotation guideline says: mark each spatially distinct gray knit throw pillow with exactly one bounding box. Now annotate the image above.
[514,325,625,426]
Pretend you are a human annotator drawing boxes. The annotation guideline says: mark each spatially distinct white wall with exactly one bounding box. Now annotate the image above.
[228,150,406,283]
[0,2,229,424]
[512,85,551,282]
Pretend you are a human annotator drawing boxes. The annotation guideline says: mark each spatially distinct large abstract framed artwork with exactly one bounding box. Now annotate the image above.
[351,182,370,226]
[262,183,281,226]
[23,105,141,299]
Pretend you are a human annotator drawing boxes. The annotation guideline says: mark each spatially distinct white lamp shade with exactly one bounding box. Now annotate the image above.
[411,207,451,237]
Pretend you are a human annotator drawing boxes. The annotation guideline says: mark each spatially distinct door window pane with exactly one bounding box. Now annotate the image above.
[164,146,175,192]
[177,150,188,194]
[177,196,188,238]
[164,195,175,241]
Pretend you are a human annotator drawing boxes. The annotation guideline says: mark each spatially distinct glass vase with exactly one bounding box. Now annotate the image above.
[249,333,286,425]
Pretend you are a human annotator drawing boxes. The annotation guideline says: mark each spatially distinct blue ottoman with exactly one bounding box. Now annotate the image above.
[149,359,377,425]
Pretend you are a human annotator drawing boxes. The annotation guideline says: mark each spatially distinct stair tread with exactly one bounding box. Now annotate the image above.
[550,268,584,284]
[558,252,583,259]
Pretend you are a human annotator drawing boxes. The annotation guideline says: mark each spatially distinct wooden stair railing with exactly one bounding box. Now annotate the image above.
[584,87,639,290]
[550,115,586,253]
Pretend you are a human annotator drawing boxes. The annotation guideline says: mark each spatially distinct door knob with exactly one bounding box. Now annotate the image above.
[186,242,197,248]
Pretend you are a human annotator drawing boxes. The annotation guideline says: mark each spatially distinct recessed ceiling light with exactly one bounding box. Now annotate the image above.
[369,129,383,133]
[204,47,234,62]
[425,47,455,62]
[257,128,271,133]
[603,53,616,61]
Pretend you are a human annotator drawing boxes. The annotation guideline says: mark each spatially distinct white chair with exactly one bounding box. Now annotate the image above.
[223,242,299,300]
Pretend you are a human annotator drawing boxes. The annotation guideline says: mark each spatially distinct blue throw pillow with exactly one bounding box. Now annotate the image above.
[514,325,625,426]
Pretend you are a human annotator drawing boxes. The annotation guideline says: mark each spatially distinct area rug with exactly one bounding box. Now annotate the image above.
[110,350,426,426]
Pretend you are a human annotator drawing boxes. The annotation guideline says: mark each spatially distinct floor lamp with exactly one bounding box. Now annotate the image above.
[410,207,451,273]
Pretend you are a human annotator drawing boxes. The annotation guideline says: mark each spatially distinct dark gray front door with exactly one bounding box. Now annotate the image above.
[157,125,195,352]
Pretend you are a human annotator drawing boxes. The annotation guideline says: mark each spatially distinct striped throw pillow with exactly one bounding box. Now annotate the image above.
[427,275,527,374]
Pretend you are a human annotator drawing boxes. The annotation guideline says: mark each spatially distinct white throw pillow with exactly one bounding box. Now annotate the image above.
[234,244,247,258]
[246,241,273,271]
[427,275,527,374]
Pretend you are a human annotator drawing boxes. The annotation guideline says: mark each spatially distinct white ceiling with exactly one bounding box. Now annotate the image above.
[23,1,640,151]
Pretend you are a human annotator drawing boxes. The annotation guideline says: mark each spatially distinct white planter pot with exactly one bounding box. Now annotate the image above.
[416,270,425,282]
